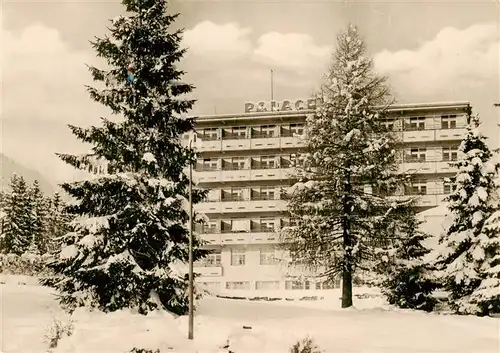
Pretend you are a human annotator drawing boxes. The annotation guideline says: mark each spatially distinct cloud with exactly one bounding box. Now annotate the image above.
[374,23,499,99]
[253,32,332,74]
[1,23,103,183]
[182,21,253,63]
[1,23,105,125]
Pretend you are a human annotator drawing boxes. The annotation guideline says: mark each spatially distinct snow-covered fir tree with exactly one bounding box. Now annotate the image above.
[380,207,438,312]
[41,0,207,315]
[1,173,32,255]
[27,180,50,254]
[282,24,410,308]
[45,192,72,254]
[435,115,500,316]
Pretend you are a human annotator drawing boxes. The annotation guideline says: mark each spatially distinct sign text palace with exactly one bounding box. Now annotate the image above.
[244,98,317,114]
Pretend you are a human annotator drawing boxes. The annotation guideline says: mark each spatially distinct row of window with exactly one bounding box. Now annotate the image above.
[196,217,284,234]
[201,279,341,291]
[381,115,463,131]
[197,124,305,141]
[194,115,465,142]
[198,147,459,172]
[205,186,284,202]
[198,155,293,171]
[194,248,279,267]
[405,146,458,162]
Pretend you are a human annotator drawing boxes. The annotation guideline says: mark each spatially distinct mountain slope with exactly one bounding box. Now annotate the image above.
[1,153,55,195]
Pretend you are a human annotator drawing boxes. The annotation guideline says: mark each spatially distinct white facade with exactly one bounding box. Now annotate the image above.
[189,101,471,292]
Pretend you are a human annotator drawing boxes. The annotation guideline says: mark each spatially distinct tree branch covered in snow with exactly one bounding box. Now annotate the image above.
[281,25,412,308]
[433,114,500,316]
[40,0,208,316]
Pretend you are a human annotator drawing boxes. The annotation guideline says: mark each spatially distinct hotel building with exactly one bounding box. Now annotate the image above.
[188,100,471,292]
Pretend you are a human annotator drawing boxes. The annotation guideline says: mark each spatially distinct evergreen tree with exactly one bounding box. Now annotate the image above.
[0,190,7,251]
[2,173,32,255]
[45,192,72,254]
[282,25,409,308]
[381,209,438,312]
[41,0,207,315]
[435,115,500,315]
[27,180,50,254]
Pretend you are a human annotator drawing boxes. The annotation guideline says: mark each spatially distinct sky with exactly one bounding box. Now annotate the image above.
[1,0,499,186]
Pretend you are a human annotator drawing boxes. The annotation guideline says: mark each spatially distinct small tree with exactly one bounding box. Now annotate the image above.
[41,0,207,315]
[45,192,72,254]
[2,174,32,255]
[380,209,438,312]
[282,24,409,308]
[435,115,500,315]
[27,180,50,254]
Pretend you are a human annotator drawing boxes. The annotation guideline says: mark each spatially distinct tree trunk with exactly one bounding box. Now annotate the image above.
[342,269,353,308]
[341,175,354,308]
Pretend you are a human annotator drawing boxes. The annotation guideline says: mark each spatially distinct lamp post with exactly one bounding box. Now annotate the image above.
[188,137,194,340]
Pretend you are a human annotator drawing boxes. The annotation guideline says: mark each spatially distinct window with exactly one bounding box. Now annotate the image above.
[260,249,278,265]
[406,147,426,162]
[251,187,275,200]
[202,128,218,141]
[255,281,280,290]
[290,123,304,136]
[315,278,340,289]
[252,125,276,138]
[224,126,246,140]
[260,156,276,169]
[381,118,396,131]
[442,146,458,161]
[223,157,246,170]
[373,184,397,197]
[285,280,305,290]
[200,282,220,291]
[226,281,250,290]
[195,251,221,267]
[202,221,218,234]
[202,158,218,171]
[230,249,246,266]
[406,180,427,196]
[222,187,244,202]
[280,155,293,168]
[405,117,426,131]
[441,115,457,129]
[443,181,457,194]
[259,217,275,232]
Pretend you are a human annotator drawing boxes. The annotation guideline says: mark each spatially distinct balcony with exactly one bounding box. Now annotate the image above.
[222,139,251,151]
[435,128,467,141]
[195,199,287,214]
[196,139,222,152]
[198,230,282,246]
[195,134,305,153]
[194,266,223,277]
[402,129,434,143]
[399,161,437,174]
[391,194,440,208]
[250,137,281,150]
[195,166,294,184]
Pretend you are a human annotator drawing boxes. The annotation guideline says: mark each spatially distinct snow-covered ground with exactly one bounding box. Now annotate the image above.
[1,275,499,353]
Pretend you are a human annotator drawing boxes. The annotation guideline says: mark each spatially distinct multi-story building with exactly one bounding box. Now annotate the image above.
[188,100,471,292]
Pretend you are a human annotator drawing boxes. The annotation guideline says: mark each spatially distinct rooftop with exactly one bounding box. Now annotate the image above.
[192,101,471,123]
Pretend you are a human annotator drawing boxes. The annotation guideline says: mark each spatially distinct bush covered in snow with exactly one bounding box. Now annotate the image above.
[289,337,323,353]
[44,318,74,351]
[0,253,52,276]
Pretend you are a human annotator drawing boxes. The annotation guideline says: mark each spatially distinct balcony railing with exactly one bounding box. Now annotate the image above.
[198,134,219,141]
[252,132,276,139]
[250,194,275,201]
[223,133,247,140]
[199,228,277,234]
